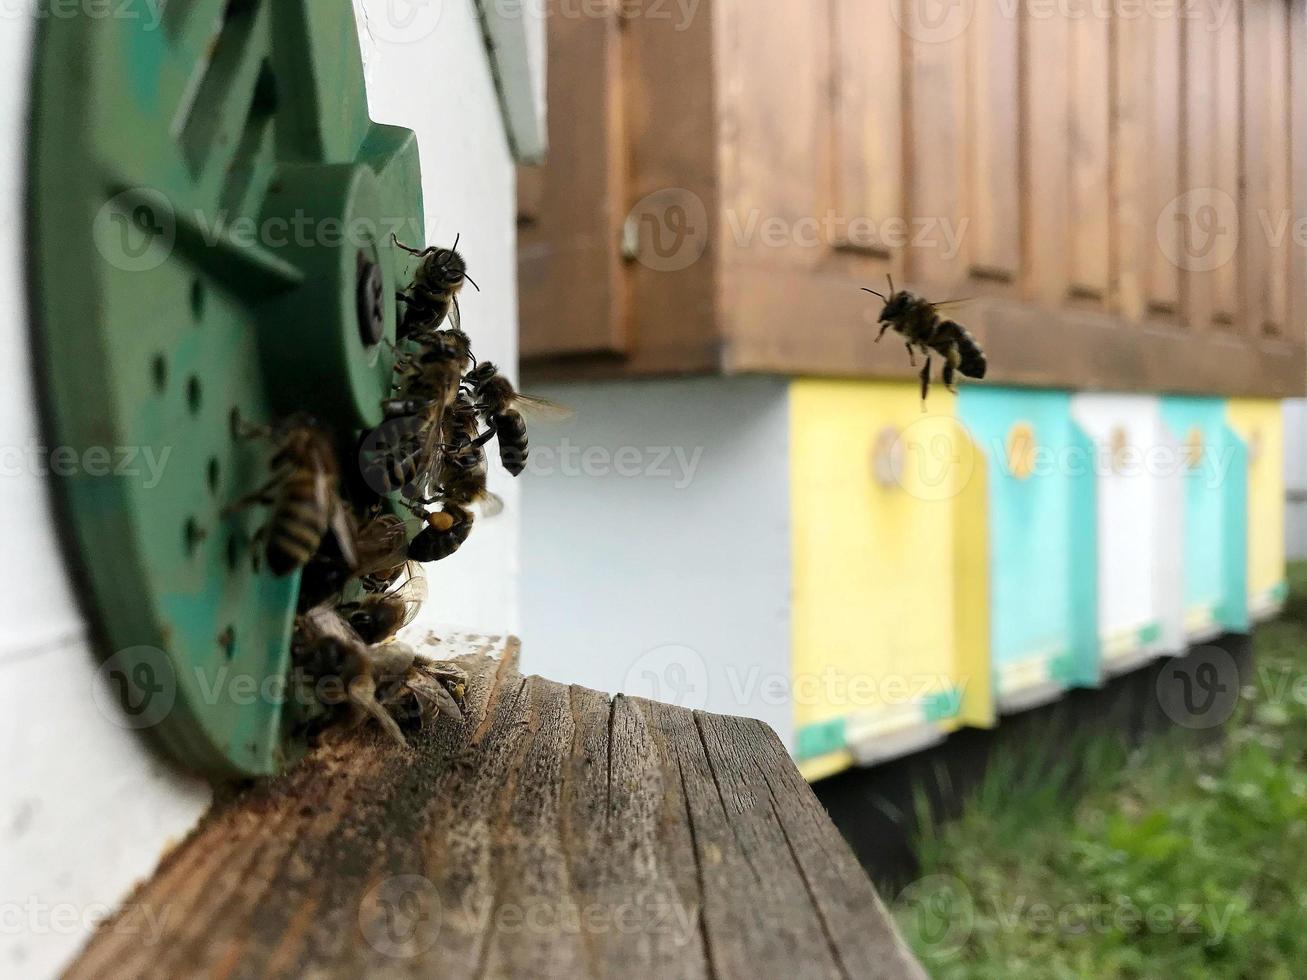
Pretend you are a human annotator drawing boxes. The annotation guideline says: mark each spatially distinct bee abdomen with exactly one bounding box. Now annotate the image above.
[267,478,328,575]
[937,319,987,379]
[493,411,528,477]
[409,507,473,563]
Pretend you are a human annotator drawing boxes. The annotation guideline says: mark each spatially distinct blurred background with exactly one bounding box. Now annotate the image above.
[4,0,1306,976]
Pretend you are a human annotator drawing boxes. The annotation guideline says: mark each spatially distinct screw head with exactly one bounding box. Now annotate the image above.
[356,250,385,347]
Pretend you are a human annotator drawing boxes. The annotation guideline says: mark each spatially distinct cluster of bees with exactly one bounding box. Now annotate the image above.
[226,235,553,746]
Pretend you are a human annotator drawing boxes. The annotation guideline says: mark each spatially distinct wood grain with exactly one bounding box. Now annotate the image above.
[66,641,924,979]
[517,1,1307,397]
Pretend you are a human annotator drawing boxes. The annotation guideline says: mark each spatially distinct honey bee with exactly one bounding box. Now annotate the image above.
[408,503,474,564]
[463,361,571,477]
[339,561,427,644]
[393,234,479,338]
[295,603,467,746]
[405,395,504,564]
[367,328,475,502]
[225,414,357,576]
[862,275,987,404]
[352,513,412,591]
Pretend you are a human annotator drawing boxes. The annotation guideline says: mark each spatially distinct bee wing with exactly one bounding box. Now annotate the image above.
[929,297,975,312]
[389,561,429,629]
[302,602,366,651]
[355,514,408,580]
[415,403,448,500]
[478,491,505,518]
[511,394,574,422]
[325,486,360,570]
[449,295,461,332]
[406,671,465,722]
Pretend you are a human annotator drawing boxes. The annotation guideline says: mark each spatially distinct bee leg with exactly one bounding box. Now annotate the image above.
[348,673,409,747]
[220,477,279,517]
[919,355,932,409]
[875,322,892,343]
[905,342,916,367]
[943,346,962,393]
[230,410,273,442]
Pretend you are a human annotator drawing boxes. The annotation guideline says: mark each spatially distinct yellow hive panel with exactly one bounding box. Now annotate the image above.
[790,380,991,777]
[1227,400,1287,619]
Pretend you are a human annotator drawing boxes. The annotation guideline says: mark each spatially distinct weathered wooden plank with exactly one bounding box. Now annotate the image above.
[908,6,969,292]
[517,4,628,358]
[1242,0,1271,337]
[833,0,903,263]
[968,0,1021,283]
[1024,0,1071,307]
[1069,8,1110,302]
[1291,0,1307,346]
[1147,7,1183,316]
[1213,1,1244,326]
[67,641,922,979]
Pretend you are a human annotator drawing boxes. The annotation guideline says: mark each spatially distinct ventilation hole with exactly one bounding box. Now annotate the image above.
[229,407,243,439]
[226,533,242,571]
[184,517,205,556]
[152,354,168,392]
[187,376,203,415]
[207,457,221,494]
[218,626,237,660]
[190,280,206,321]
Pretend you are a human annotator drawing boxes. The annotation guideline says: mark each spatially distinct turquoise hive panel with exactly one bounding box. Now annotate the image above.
[1159,398,1249,639]
[958,387,1099,711]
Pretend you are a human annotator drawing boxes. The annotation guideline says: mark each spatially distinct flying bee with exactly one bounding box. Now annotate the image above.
[294,603,466,746]
[393,234,479,338]
[463,361,571,477]
[861,275,987,404]
[225,414,357,577]
[339,561,427,644]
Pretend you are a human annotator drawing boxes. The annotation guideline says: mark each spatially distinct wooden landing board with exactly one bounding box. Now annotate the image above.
[67,638,924,979]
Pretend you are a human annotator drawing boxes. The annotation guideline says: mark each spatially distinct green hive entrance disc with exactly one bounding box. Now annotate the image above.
[28,0,425,777]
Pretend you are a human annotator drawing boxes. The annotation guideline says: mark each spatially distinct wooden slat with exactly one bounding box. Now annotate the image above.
[1113,7,1148,320]
[1242,0,1271,337]
[833,0,903,264]
[518,4,627,358]
[1183,2,1217,333]
[1213,2,1244,325]
[716,0,830,273]
[1024,0,1070,307]
[1264,1,1293,336]
[621,0,723,375]
[1292,0,1307,345]
[907,8,969,291]
[1146,7,1183,315]
[968,0,1021,282]
[1069,9,1111,301]
[66,642,925,979]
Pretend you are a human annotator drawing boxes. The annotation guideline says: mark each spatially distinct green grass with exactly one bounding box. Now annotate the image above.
[894,563,1307,979]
